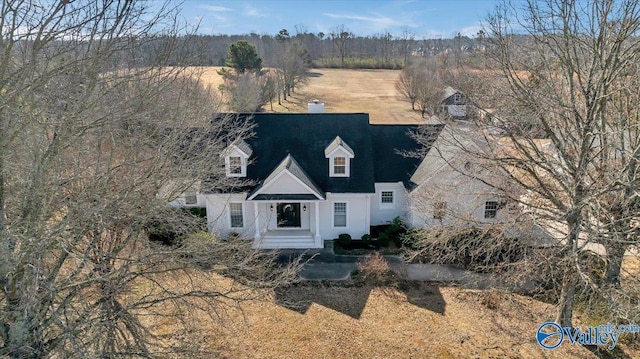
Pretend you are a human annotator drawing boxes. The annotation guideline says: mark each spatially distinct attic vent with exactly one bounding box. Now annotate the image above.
[307,99,325,113]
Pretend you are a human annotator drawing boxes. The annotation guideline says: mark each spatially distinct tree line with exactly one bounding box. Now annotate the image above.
[146,28,484,69]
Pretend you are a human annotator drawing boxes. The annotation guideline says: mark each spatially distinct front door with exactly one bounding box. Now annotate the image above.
[277,203,301,228]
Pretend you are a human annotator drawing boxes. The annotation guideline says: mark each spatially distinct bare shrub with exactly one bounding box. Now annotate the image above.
[356,253,392,284]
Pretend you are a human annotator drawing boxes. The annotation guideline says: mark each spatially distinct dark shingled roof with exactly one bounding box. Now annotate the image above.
[214,113,443,195]
[242,113,375,194]
[369,124,443,188]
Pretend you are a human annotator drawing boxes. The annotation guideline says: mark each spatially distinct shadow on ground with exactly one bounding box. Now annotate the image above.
[585,344,633,359]
[274,281,446,319]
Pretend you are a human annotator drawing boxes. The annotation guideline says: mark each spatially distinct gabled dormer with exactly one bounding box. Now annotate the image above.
[324,136,355,177]
[220,139,253,177]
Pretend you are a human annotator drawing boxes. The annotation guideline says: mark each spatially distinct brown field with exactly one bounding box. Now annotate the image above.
[195,67,425,124]
[146,271,639,358]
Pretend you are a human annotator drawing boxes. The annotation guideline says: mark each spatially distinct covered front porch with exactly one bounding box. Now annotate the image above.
[251,198,324,249]
[246,154,327,249]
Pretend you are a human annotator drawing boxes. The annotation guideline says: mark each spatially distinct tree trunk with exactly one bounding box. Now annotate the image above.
[604,241,626,286]
[0,148,5,237]
[555,271,576,327]
[555,217,580,327]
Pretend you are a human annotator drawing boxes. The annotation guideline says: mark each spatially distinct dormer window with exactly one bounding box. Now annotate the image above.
[225,156,246,177]
[229,156,242,175]
[333,157,346,175]
[325,136,354,178]
[221,139,252,178]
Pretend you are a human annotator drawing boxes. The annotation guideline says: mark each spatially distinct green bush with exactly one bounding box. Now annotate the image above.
[374,217,408,248]
[361,234,372,246]
[337,233,352,248]
[378,232,391,247]
[387,217,408,247]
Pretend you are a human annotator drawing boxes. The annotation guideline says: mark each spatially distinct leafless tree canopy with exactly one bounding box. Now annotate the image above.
[396,59,449,117]
[409,0,640,328]
[0,0,297,357]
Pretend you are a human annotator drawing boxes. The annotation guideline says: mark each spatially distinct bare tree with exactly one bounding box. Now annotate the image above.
[396,65,421,110]
[414,0,640,328]
[0,1,297,356]
[396,59,447,117]
[397,27,415,67]
[330,24,352,68]
[227,72,268,112]
[377,32,393,67]
[274,40,311,101]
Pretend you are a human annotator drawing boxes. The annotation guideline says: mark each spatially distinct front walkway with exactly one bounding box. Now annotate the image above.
[297,255,530,291]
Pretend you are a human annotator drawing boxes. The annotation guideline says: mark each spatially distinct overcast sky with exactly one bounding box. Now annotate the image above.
[175,0,502,39]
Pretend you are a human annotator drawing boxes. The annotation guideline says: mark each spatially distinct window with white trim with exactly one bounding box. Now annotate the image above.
[229,203,244,228]
[332,156,347,176]
[484,201,498,219]
[229,157,242,175]
[381,191,394,204]
[333,202,347,227]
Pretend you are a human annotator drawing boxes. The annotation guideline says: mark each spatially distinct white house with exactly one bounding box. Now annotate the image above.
[407,122,510,228]
[171,112,513,249]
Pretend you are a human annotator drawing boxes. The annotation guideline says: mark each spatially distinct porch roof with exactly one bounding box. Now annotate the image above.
[247,154,325,200]
[251,194,320,201]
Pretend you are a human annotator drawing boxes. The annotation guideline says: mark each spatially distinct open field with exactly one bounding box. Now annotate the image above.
[195,67,425,124]
[146,269,640,358]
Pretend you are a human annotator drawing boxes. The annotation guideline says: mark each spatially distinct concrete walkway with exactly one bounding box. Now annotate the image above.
[297,256,521,290]
[298,262,358,281]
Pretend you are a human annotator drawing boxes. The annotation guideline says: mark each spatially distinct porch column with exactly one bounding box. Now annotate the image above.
[314,201,322,247]
[253,202,260,241]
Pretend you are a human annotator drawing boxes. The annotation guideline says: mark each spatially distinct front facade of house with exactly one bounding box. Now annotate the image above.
[173,113,441,249]
[171,113,513,249]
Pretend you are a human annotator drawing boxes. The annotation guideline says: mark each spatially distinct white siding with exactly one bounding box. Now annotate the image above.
[168,192,207,208]
[204,193,255,238]
[409,167,505,228]
[370,182,409,226]
[260,172,314,194]
[319,193,370,239]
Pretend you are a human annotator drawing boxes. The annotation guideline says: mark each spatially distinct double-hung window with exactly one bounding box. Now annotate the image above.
[229,156,243,175]
[333,202,347,227]
[184,192,197,205]
[229,203,244,228]
[333,157,346,175]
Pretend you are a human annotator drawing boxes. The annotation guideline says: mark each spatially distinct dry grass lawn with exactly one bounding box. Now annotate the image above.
[194,67,425,124]
[144,271,640,359]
